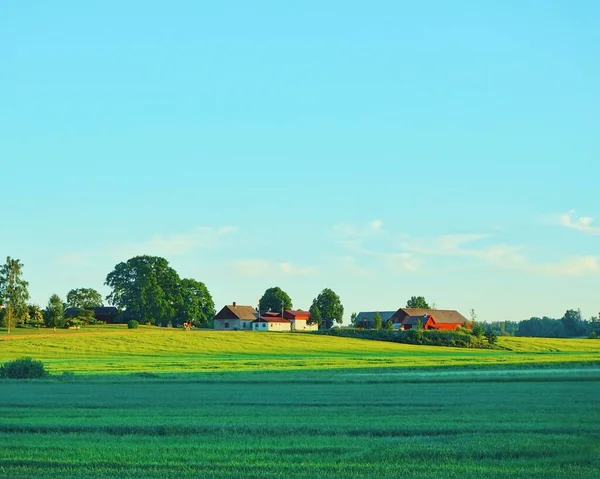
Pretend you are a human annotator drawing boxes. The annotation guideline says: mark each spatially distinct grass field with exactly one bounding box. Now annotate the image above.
[0,368,599,478]
[1,325,599,375]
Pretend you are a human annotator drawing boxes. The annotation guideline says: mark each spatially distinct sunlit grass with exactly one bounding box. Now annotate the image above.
[0,326,599,375]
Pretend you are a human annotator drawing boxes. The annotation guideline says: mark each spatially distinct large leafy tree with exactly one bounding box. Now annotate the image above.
[561,309,586,337]
[406,296,430,309]
[66,288,103,309]
[259,287,293,314]
[105,255,182,325]
[310,288,344,328]
[372,311,382,330]
[0,257,30,334]
[44,294,65,328]
[176,278,215,327]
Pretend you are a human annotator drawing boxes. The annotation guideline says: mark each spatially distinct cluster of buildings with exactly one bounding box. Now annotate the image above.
[211,303,469,332]
[354,308,469,331]
[213,302,318,332]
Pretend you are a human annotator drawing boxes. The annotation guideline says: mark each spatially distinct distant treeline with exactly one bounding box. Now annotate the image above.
[484,309,600,339]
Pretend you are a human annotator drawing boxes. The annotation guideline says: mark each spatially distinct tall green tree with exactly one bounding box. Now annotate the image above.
[66,288,103,309]
[350,312,358,327]
[28,304,44,325]
[561,309,586,337]
[308,304,322,326]
[372,311,382,330]
[406,296,430,309]
[259,287,293,314]
[310,288,344,328]
[44,294,65,328]
[0,257,30,334]
[176,278,215,327]
[105,255,182,325]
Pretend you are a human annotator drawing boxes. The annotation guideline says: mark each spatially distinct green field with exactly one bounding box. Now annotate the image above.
[1,327,599,478]
[1,369,599,478]
[1,326,599,374]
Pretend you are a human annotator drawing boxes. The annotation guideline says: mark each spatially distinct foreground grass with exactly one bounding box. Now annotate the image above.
[0,326,599,374]
[0,368,598,478]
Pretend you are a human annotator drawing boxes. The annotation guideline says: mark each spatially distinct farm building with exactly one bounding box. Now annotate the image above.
[213,302,257,330]
[355,311,396,329]
[252,310,317,332]
[284,310,318,331]
[390,308,469,331]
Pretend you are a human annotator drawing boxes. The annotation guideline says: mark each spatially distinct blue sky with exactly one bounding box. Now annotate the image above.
[2,1,599,322]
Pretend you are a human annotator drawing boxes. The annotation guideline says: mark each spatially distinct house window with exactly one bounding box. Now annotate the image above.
[224,322,229,328]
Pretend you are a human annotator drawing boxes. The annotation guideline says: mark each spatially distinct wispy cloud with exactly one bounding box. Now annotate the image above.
[111,226,238,258]
[233,259,317,278]
[332,219,385,238]
[57,226,238,266]
[557,210,600,235]
[399,233,600,276]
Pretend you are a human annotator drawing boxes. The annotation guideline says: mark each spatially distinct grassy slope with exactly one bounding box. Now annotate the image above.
[0,369,599,478]
[1,326,599,374]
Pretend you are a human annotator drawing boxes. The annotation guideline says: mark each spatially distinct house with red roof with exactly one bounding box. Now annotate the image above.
[390,308,469,331]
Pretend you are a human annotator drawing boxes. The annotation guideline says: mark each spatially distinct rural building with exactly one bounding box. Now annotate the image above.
[283,310,318,331]
[390,308,468,330]
[252,313,292,331]
[355,311,396,329]
[213,302,257,330]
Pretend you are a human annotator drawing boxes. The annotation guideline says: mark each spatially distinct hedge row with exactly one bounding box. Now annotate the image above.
[316,328,493,349]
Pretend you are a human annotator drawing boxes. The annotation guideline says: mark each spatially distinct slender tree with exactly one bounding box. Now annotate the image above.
[0,257,30,334]
[372,311,382,330]
[44,294,65,329]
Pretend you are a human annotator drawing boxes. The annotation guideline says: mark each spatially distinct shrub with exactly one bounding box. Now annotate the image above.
[0,357,48,379]
[127,320,139,329]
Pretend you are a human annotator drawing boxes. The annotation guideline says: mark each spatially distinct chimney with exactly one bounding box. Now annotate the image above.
[233,302,236,308]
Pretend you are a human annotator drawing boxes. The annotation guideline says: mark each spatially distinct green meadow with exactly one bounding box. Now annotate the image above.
[1,327,599,478]
[1,325,599,374]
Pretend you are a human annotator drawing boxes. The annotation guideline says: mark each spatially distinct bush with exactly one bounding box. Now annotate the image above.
[0,357,48,379]
[127,320,139,329]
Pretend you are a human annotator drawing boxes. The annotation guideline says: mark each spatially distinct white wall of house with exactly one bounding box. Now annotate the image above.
[268,321,291,332]
[214,319,253,330]
[291,319,318,331]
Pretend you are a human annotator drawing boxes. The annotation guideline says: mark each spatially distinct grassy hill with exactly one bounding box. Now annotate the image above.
[1,326,598,375]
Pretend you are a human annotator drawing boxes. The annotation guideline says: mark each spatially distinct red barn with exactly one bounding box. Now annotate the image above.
[390,308,468,331]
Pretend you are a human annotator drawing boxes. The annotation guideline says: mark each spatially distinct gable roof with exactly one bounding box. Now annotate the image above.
[356,311,396,324]
[284,310,311,319]
[253,316,291,323]
[394,308,468,325]
[215,304,258,320]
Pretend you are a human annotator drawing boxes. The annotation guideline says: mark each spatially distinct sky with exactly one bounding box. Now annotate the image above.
[2,1,599,323]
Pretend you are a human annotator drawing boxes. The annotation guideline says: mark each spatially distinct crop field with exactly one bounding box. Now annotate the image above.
[1,326,599,374]
[1,368,599,478]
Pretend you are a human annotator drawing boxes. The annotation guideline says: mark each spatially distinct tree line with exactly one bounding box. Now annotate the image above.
[0,255,344,331]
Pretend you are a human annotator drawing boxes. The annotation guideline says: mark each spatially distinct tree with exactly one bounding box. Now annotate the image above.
[471,322,485,338]
[0,257,30,334]
[176,278,215,327]
[310,288,344,328]
[561,309,586,337]
[44,294,65,328]
[27,304,44,326]
[259,287,293,314]
[105,255,183,325]
[372,311,382,330]
[350,312,358,327]
[406,296,430,309]
[66,288,103,309]
[308,303,322,326]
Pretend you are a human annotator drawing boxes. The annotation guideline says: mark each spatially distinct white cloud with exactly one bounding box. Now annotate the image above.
[558,210,600,235]
[111,226,238,258]
[399,233,600,276]
[332,219,384,238]
[233,259,317,278]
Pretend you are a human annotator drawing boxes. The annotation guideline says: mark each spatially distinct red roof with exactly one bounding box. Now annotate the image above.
[253,316,291,323]
[283,309,311,319]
